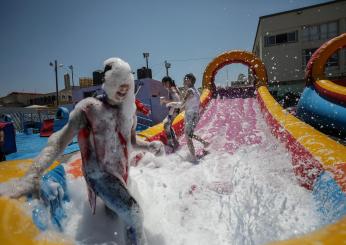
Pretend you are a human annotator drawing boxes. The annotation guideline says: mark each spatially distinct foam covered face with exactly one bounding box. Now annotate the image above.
[102,57,134,104]
[104,80,132,103]
[114,83,130,102]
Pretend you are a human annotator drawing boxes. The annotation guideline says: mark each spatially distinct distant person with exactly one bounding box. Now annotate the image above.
[0,128,5,161]
[0,57,165,245]
[160,76,181,150]
[180,73,209,162]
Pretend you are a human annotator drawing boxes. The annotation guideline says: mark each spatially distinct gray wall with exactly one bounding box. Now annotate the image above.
[253,1,346,98]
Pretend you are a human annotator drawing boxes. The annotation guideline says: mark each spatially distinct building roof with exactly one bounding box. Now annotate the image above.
[252,0,345,51]
[259,0,343,19]
[7,92,44,96]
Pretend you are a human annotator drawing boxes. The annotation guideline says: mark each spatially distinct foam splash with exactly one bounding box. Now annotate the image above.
[60,98,322,245]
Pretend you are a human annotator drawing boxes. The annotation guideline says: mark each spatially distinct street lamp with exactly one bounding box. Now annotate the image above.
[164,60,171,76]
[49,60,63,106]
[143,52,149,69]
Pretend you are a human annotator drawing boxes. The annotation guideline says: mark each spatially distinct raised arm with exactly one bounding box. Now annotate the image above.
[28,107,86,176]
[0,107,86,198]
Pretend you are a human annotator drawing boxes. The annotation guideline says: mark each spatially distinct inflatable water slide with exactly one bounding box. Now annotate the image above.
[0,34,345,244]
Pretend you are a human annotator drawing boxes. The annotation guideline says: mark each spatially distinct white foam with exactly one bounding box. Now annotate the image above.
[61,99,322,245]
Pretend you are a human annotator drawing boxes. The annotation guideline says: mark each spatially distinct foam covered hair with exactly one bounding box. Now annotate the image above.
[102,57,136,136]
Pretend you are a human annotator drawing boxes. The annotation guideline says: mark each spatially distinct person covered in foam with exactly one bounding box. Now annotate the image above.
[180,73,209,162]
[0,57,164,244]
[160,76,181,150]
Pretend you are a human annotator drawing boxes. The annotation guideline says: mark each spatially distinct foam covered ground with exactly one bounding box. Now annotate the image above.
[59,98,322,245]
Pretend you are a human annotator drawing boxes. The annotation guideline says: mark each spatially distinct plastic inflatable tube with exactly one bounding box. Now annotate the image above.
[0,159,68,245]
[201,50,346,244]
[314,79,346,105]
[257,86,346,244]
[202,50,267,90]
[53,107,69,133]
[305,33,346,105]
[297,86,346,137]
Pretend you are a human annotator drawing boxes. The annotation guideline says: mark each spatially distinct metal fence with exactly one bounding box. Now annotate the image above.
[0,107,57,132]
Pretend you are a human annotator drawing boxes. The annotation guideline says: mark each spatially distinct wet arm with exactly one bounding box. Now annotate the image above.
[27,108,86,176]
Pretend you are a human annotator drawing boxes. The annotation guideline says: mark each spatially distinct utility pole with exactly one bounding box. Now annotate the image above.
[143,52,149,69]
[49,60,63,106]
[54,60,59,106]
[164,60,171,76]
[68,65,74,87]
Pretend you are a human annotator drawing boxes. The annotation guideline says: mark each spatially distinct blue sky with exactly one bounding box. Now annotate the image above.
[0,0,328,96]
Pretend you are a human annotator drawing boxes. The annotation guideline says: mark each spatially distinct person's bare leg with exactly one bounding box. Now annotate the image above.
[88,173,147,245]
[186,136,197,162]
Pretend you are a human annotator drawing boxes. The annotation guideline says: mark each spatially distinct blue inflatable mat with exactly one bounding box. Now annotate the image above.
[6,133,79,160]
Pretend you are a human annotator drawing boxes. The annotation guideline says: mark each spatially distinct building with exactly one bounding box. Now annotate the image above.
[79,77,93,88]
[72,85,102,105]
[28,87,74,107]
[252,0,346,100]
[64,73,71,89]
[0,92,44,107]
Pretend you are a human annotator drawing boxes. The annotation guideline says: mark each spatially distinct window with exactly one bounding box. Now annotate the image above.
[302,26,309,41]
[287,32,297,42]
[328,22,338,38]
[303,48,339,68]
[276,33,287,44]
[264,31,298,47]
[264,36,275,46]
[310,26,319,41]
[302,21,338,41]
[326,52,339,67]
[302,48,317,68]
[320,23,328,40]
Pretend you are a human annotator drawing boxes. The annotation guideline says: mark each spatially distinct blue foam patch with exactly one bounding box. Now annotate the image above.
[313,171,346,224]
[32,165,69,231]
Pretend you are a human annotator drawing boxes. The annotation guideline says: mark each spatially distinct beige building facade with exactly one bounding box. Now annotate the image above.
[79,77,93,88]
[253,0,346,99]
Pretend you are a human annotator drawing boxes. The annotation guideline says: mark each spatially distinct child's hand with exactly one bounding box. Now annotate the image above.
[166,102,182,109]
[0,172,40,198]
[160,97,167,105]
